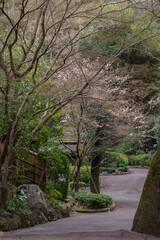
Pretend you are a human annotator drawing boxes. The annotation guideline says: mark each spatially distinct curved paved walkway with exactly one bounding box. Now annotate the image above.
[3,168,160,240]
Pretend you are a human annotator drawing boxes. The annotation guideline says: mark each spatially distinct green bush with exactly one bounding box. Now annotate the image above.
[69,191,112,209]
[117,166,129,172]
[2,190,30,214]
[79,166,91,184]
[45,187,63,201]
[113,136,143,155]
[128,154,152,166]
[38,149,70,199]
[102,151,128,167]
[100,167,115,174]
[70,165,91,185]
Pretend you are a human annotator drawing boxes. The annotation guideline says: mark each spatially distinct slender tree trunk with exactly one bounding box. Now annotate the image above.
[1,156,10,208]
[0,123,12,170]
[74,159,82,192]
[0,134,14,209]
[90,153,102,193]
[132,143,160,236]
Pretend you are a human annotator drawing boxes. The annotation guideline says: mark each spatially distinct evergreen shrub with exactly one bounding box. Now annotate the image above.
[100,151,129,174]
[69,191,112,209]
[102,151,128,167]
[128,154,152,166]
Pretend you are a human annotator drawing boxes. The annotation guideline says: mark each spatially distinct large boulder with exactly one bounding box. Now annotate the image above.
[19,184,49,224]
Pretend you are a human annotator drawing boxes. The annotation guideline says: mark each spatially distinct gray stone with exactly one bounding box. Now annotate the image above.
[66,195,75,207]
[0,231,4,239]
[33,212,48,225]
[19,184,49,223]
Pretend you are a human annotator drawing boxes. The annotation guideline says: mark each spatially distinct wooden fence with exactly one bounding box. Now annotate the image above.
[10,155,47,189]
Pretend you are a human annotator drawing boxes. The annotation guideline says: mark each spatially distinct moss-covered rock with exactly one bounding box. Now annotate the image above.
[17,210,35,228]
[48,208,62,221]
[33,212,48,225]
[0,215,21,231]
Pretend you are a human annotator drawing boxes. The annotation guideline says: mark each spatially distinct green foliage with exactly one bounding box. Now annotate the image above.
[100,151,129,174]
[4,190,29,213]
[45,186,63,201]
[119,46,158,65]
[113,136,143,155]
[79,166,91,184]
[128,154,152,166]
[38,144,70,199]
[9,164,30,184]
[70,165,91,185]
[102,151,128,167]
[0,209,11,217]
[79,31,122,60]
[69,191,112,209]
[70,181,86,189]
[100,166,115,174]
[15,111,64,155]
[117,166,129,172]
[100,165,129,174]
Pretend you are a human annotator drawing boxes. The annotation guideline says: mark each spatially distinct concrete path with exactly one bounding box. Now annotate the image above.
[3,168,160,240]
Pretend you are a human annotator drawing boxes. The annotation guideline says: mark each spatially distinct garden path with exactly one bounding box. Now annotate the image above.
[3,168,159,240]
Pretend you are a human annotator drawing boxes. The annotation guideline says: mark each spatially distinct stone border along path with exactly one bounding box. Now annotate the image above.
[2,168,160,240]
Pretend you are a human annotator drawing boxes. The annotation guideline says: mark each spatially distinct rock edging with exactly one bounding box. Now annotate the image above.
[75,201,116,213]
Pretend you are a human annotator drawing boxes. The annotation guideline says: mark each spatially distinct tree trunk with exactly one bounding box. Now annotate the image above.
[74,159,82,192]
[0,123,12,170]
[1,156,10,208]
[0,134,14,209]
[90,153,102,193]
[132,143,160,236]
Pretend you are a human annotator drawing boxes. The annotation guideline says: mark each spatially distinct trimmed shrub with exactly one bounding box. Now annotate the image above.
[100,167,115,174]
[102,151,128,167]
[100,151,129,174]
[117,166,129,172]
[69,191,112,209]
[128,154,152,166]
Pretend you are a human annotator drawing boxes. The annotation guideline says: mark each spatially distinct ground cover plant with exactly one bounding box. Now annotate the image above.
[69,191,112,209]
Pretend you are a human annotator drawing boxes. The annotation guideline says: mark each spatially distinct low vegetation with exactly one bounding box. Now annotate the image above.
[100,151,129,174]
[128,154,152,166]
[69,191,112,209]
